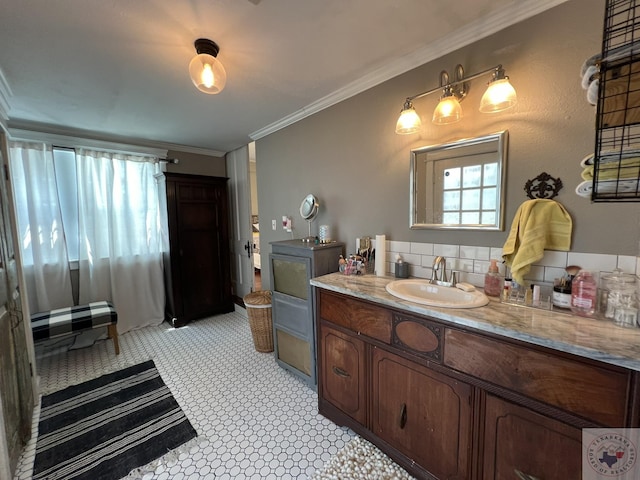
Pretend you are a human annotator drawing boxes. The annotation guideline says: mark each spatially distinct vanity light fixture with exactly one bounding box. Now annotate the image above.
[395,64,517,134]
[189,38,227,94]
[395,100,422,134]
[432,66,466,125]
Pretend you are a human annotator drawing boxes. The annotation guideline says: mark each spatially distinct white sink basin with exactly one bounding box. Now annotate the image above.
[385,279,489,308]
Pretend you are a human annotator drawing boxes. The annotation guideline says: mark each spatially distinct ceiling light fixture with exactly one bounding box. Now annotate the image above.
[189,38,227,95]
[395,64,517,134]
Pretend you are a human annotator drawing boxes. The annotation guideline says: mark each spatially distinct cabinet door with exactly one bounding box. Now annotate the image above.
[482,394,582,479]
[178,186,229,317]
[320,324,367,425]
[372,348,472,479]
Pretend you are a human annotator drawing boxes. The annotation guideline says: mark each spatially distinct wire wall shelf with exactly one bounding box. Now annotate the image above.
[593,0,640,201]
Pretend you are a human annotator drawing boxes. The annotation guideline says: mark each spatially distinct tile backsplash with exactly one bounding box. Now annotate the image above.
[377,240,640,288]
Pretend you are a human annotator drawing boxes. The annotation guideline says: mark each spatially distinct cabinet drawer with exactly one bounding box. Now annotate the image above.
[272,294,309,338]
[392,312,442,363]
[444,329,631,425]
[319,291,392,343]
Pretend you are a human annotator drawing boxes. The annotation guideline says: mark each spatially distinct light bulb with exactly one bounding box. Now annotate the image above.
[201,63,214,88]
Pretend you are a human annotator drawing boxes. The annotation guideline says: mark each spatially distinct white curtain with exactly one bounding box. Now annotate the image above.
[76,149,166,333]
[9,142,74,313]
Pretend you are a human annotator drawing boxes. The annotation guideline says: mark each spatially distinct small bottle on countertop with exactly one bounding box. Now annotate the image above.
[501,276,512,301]
[484,259,503,297]
[571,270,598,317]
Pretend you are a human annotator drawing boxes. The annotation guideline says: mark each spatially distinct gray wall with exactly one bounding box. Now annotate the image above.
[166,150,226,177]
[255,0,640,291]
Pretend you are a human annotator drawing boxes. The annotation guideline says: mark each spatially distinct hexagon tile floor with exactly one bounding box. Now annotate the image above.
[13,306,355,480]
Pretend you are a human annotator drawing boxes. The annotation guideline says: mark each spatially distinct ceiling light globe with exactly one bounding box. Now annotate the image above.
[480,78,517,113]
[395,107,422,134]
[189,53,227,94]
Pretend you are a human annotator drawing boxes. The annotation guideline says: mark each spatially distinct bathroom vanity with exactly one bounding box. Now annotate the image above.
[311,273,640,480]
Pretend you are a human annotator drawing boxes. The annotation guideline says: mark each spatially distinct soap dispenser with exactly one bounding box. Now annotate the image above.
[484,259,503,297]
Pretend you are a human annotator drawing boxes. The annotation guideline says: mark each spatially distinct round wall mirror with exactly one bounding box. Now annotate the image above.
[300,194,319,221]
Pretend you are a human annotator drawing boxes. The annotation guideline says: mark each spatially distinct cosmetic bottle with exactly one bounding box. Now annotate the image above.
[484,259,503,297]
[501,276,512,301]
[571,270,598,317]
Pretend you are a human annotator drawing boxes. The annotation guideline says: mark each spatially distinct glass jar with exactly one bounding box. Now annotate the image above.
[318,225,332,244]
[571,270,598,317]
[600,269,637,319]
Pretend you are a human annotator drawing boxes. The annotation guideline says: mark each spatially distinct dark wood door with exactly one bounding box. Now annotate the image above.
[320,324,367,425]
[165,174,232,326]
[372,348,472,479]
[482,394,582,479]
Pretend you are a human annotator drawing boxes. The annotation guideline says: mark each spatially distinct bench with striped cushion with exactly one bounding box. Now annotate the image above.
[31,301,119,355]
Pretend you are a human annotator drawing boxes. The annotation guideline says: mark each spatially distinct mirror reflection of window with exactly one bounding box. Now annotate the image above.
[410,131,508,230]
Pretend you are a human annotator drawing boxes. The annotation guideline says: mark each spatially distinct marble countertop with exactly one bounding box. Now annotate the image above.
[310,273,640,372]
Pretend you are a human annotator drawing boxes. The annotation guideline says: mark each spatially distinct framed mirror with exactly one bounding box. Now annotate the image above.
[410,131,508,230]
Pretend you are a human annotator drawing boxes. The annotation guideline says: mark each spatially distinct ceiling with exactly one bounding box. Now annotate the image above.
[0,0,567,156]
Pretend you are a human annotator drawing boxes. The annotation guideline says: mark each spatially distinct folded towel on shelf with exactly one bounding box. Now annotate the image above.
[575,178,640,197]
[581,65,598,90]
[575,180,592,198]
[580,54,600,106]
[580,53,601,78]
[581,157,640,181]
[587,79,599,105]
[581,148,640,166]
[502,199,572,285]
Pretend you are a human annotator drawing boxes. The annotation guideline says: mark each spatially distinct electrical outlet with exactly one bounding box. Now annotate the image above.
[272,219,277,230]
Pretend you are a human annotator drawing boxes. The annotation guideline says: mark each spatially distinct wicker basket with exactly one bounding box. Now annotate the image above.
[244,290,273,353]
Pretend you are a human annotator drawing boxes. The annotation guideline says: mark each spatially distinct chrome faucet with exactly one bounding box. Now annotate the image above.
[431,256,447,283]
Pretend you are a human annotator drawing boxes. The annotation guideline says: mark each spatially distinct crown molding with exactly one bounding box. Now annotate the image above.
[250,0,570,141]
[7,121,226,158]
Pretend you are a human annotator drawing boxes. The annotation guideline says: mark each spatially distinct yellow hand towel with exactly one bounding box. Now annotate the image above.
[502,199,572,285]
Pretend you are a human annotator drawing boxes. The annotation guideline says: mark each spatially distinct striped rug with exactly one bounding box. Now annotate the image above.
[33,360,197,480]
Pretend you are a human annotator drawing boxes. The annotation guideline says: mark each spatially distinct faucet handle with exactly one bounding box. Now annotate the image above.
[451,270,458,286]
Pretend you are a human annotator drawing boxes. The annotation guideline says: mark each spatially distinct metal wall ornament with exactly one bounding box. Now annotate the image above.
[524,172,563,199]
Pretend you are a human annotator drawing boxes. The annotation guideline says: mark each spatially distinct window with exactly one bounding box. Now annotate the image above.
[10,143,163,267]
[440,161,499,225]
[53,147,79,261]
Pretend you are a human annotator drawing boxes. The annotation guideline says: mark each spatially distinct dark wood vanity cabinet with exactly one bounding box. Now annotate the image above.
[319,325,367,425]
[372,348,472,479]
[482,394,582,480]
[316,288,639,480]
[163,173,233,327]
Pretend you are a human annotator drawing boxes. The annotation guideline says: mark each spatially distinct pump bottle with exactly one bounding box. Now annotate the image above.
[484,259,503,297]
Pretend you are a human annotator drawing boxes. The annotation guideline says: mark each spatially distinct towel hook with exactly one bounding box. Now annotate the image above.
[524,172,563,199]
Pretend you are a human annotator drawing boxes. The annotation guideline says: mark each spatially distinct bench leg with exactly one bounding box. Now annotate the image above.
[107,324,120,355]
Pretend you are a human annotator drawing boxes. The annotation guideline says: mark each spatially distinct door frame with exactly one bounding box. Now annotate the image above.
[226,144,256,303]
[0,130,38,477]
